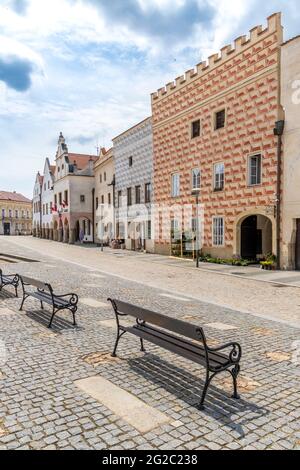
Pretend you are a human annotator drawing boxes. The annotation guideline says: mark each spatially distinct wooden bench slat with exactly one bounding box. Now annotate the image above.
[113,299,205,342]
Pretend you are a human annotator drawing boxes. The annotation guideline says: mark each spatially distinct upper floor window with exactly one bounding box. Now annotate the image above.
[59,192,62,205]
[104,172,106,182]
[100,174,102,183]
[248,154,262,186]
[118,190,122,208]
[192,168,201,190]
[191,119,200,139]
[108,193,111,205]
[80,195,85,203]
[96,197,99,210]
[127,187,132,206]
[215,109,225,130]
[15,210,18,218]
[135,185,141,204]
[171,173,180,198]
[145,183,151,203]
[214,163,224,191]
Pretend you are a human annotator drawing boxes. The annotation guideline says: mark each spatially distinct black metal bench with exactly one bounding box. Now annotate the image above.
[19,276,79,328]
[0,269,19,297]
[108,299,242,409]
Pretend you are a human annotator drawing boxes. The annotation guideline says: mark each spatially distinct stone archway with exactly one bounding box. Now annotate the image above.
[53,220,58,242]
[234,210,276,259]
[63,219,70,243]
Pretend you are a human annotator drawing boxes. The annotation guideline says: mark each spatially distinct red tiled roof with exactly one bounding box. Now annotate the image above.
[68,153,98,170]
[0,191,32,203]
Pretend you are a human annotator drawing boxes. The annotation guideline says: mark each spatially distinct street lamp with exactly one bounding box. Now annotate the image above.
[192,188,201,268]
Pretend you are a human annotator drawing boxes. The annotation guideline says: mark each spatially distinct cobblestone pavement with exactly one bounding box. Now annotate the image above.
[0,237,299,450]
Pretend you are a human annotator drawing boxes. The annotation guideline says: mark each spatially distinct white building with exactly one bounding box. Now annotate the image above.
[41,158,55,239]
[32,172,43,237]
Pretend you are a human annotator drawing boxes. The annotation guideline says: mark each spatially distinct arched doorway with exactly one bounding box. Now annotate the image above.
[240,215,273,260]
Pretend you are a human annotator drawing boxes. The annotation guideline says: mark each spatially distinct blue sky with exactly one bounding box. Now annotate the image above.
[0,0,299,198]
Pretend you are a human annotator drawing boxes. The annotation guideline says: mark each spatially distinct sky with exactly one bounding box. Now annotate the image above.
[0,0,299,198]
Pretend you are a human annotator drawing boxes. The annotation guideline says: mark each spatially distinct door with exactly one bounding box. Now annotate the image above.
[241,216,257,259]
[4,223,10,235]
[295,219,300,270]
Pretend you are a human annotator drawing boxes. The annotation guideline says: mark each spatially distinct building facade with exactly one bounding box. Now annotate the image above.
[32,173,43,237]
[52,133,97,244]
[113,117,154,252]
[151,13,282,260]
[94,147,115,244]
[281,36,300,269]
[41,158,55,240]
[0,191,32,236]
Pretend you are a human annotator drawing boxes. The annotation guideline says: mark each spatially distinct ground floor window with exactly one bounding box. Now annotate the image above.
[212,217,224,246]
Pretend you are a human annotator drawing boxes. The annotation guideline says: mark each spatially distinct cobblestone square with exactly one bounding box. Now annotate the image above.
[0,238,299,450]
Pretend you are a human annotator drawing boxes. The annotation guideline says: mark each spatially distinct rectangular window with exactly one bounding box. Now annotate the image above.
[147,220,152,239]
[54,194,57,205]
[59,193,62,205]
[145,183,151,203]
[2,209,5,218]
[135,185,141,204]
[214,163,225,191]
[15,210,18,218]
[80,195,85,203]
[213,217,224,246]
[127,187,132,206]
[248,154,262,186]
[100,174,102,183]
[192,168,201,190]
[101,195,104,204]
[171,174,180,197]
[191,119,200,139]
[108,193,111,205]
[215,109,225,130]
[64,190,68,205]
[118,190,122,208]
[96,197,99,210]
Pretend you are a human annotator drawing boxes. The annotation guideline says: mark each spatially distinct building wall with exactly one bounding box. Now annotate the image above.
[41,159,55,238]
[281,36,300,269]
[0,200,32,235]
[32,175,42,236]
[113,117,154,252]
[151,14,282,258]
[94,150,115,244]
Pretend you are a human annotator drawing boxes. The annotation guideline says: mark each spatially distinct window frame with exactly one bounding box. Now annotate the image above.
[248,153,262,186]
[214,108,226,130]
[191,168,201,191]
[213,162,225,192]
[212,216,225,247]
[191,119,201,139]
[171,173,180,198]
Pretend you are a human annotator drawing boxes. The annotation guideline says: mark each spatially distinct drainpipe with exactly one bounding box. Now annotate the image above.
[273,120,285,270]
[92,188,95,244]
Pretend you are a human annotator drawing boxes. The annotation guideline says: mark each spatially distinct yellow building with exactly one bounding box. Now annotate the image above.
[0,191,32,236]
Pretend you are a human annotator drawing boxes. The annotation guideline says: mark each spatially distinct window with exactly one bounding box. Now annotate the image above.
[248,154,262,186]
[127,187,132,206]
[108,193,111,205]
[44,183,46,191]
[191,119,200,139]
[145,183,151,203]
[96,197,99,210]
[171,174,180,197]
[171,219,180,240]
[118,190,122,208]
[2,209,5,218]
[15,210,18,218]
[104,172,106,182]
[214,163,224,191]
[129,156,133,167]
[9,210,12,218]
[192,168,201,190]
[213,217,224,246]
[64,190,68,205]
[147,220,152,240]
[48,181,50,189]
[135,186,141,204]
[80,195,85,203]
[59,192,62,205]
[215,109,225,130]
[100,174,102,183]
[101,195,104,204]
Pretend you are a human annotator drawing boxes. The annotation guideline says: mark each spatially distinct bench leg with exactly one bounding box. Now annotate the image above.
[19,295,28,311]
[48,308,56,328]
[140,338,145,352]
[40,301,44,310]
[230,364,240,399]
[72,309,77,327]
[111,329,126,357]
[15,285,18,298]
[198,372,212,410]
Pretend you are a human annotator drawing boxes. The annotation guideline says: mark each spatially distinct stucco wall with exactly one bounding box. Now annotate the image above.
[281,36,300,269]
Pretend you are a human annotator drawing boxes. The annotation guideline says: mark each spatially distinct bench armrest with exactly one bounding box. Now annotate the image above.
[54,293,78,305]
[2,274,19,282]
[207,342,242,363]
